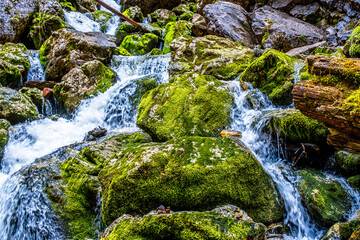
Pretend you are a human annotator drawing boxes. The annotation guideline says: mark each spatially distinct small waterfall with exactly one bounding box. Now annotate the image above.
[0,54,170,239]
[228,80,324,239]
[27,51,45,82]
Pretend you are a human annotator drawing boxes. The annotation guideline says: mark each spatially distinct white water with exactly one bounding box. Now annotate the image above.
[0,54,170,239]
[27,51,45,82]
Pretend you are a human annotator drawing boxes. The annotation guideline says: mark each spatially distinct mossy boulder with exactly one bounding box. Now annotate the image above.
[297,169,350,227]
[137,74,234,141]
[113,47,131,56]
[39,28,116,82]
[19,87,44,111]
[333,151,360,177]
[322,221,360,240]
[91,10,113,33]
[344,26,360,58]
[130,77,160,109]
[266,109,329,145]
[123,6,144,23]
[120,34,159,56]
[0,119,10,160]
[0,60,22,89]
[170,35,254,80]
[29,13,66,49]
[53,60,117,113]
[163,20,192,54]
[0,87,38,124]
[103,210,266,240]
[99,136,285,225]
[347,175,360,191]
[150,9,177,27]
[240,49,295,106]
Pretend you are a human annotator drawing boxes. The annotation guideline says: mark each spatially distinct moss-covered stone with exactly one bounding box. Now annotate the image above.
[347,175,360,191]
[150,9,177,27]
[297,169,350,227]
[113,47,131,56]
[333,151,360,177]
[53,60,117,113]
[19,87,44,111]
[104,210,266,240]
[240,49,295,106]
[344,26,360,58]
[0,59,22,89]
[267,109,329,145]
[137,74,234,141]
[123,6,144,23]
[120,34,159,56]
[149,48,163,55]
[163,20,191,54]
[0,87,38,124]
[92,10,113,24]
[0,119,10,159]
[99,136,285,226]
[116,22,141,36]
[339,220,360,240]
[170,35,254,80]
[29,13,66,49]
[130,77,159,109]
[179,11,194,20]
[350,226,360,240]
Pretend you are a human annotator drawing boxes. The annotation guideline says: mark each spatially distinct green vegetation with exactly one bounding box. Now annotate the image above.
[163,21,191,54]
[120,34,159,55]
[344,26,360,58]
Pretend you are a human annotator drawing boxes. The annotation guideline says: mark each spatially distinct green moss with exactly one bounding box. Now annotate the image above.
[130,77,159,108]
[116,22,141,36]
[59,0,76,11]
[340,88,360,115]
[163,21,191,54]
[114,47,131,56]
[240,49,295,106]
[150,9,177,27]
[270,110,329,144]
[149,48,163,55]
[297,169,350,227]
[0,60,22,88]
[0,43,30,72]
[99,136,285,226]
[120,34,159,55]
[123,6,143,23]
[0,119,10,150]
[106,211,266,240]
[39,41,49,67]
[137,74,234,141]
[92,10,112,23]
[339,221,360,240]
[179,11,194,21]
[29,13,66,49]
[344,26,360,58]
[333,151,360,176]
[347,175,360,191]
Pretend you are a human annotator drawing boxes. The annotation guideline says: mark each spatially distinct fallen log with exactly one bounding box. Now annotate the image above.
[25,80,57,90]
[93,0,164,42]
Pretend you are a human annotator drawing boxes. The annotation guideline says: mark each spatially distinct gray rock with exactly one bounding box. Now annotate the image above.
[0,87,38,124]
[150,9,177,27]
[0,0,38,43]
[41,28,116,82]
[289,2,325,24]
[197,0,252,12]
[203,1,258,47]
[123,0,181,15]
[39,0,64,18]
[251,6,325,52]
[268,0,315,11]
[191,13,209,37]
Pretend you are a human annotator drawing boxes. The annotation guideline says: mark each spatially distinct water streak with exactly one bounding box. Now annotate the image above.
[27,50,45,82]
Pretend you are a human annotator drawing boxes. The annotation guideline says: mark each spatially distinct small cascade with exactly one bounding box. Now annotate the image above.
[27,50,45,82]
[0,54,171,239]
[228,80,324,239]
[292,61,305,84]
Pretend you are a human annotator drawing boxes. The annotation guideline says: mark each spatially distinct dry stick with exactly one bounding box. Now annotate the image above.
[93,0,164,42]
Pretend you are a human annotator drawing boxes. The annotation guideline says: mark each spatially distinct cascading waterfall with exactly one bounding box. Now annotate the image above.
[27,50,45,82]
[0,53,170,239]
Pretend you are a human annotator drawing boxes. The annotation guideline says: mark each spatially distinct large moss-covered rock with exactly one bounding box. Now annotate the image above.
[103,210,266,240]
[266,109,329,145]
[0,119,10,160]
[347,175,360,191]
[99,136,285,225]
[150,9,177,27]
[39,28,116,82]
[29,13,66,50]
[53,60,117,113]
[240,49,295,106]
[333,151,360,177]
[137,75,234,141]
[123,0,181,15]
[344,26,360,58]
[120,34,159,56]
[297,169,350,227]
[0,87,38,124]
[163,20,192,54]
[170,35,254,80]
[19,87,44,111]
[123,6,144,23]
[0,60,22,89]
[322,221,360,240]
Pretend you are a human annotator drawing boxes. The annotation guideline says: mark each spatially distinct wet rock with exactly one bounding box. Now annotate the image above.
[0,119,10,160]
[150,9,177,27]
[240,49,295,106]
[43,87,53,100]
[170,35,254,80]
[73,0,97,13]
[333,151,360,177]
[347,175,360,191]
[350,226,360,240]
[99,136,285,225]
[0,60,22,89]
[123,6,144,23]
[137,74,234,141]
[297,169,350,227]
[40,28,116,82]
[289,2,325,24]
[123,0,181,15]
[29,13,66,49]
[344,26,360,58]
[197,0,255,12]
[120,33,159,56]
[0,0,38,43]
[286,41,327,57]
[292,56,360,153]
[19,87,44,111]
[0,87,38,124]
[24,80,56,90]
[53,60,117,113]
[251,6,325,52]
[91,10,113,33]
[202,1,258,48]
[191,13,209,37]
[102,208,266,239]
[38,0,64,18]
[163,20,192,54]
[85,126,107,141]
[322,220,360,240]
